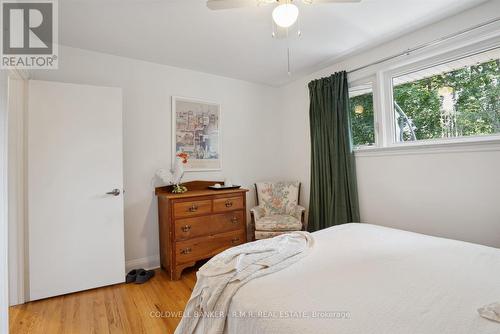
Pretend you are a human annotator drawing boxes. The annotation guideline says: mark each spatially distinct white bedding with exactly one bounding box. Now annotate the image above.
[223,223,500,334]
[177,232,313,334]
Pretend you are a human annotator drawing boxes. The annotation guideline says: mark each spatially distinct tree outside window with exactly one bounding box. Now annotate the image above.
[393,57,500,142]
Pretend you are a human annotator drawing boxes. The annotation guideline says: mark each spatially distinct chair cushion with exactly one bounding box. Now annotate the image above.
[256,181,300,216]
[254,231,290,240]
[255,215,302,231]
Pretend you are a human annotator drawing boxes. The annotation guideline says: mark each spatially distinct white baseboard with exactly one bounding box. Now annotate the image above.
[125,255,160,272]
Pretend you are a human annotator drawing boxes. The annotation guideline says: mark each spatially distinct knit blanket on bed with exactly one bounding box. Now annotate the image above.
[478,302,500,323]
[174,231,314,334]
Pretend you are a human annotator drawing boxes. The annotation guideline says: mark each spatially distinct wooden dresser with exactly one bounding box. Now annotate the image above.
[155,181,248,280]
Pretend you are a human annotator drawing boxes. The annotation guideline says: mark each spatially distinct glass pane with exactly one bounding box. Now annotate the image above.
[349,85,375,147]
[393,49,500,142]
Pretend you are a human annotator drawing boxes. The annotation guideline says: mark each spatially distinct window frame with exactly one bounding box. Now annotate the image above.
[348,77,379,149]
[352,33,500,154]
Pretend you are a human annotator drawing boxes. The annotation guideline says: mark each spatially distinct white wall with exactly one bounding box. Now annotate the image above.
[0,70,10,333]
[30,46,283,270]
[354,149,500,248]
[278,0,500,248]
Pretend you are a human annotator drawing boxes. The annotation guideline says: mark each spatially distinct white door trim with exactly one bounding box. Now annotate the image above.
[0,70,10,334]
[7,70,28,305]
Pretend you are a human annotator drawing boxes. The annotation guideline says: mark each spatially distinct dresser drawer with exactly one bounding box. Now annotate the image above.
[173,199,212,218]
[213,196,244,212]
[174,211,245,241]
[175,230,245,264]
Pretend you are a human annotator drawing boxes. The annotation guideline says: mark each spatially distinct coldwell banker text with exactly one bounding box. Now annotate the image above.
[1,0,58,69]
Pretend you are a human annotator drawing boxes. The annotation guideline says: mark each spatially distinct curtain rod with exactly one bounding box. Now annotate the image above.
[348,17,500,75]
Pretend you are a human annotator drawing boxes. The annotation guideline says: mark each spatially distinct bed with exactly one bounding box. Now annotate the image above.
[222,223,500,334]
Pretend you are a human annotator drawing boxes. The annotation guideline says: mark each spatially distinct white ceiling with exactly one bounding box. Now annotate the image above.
[60,0,490,86]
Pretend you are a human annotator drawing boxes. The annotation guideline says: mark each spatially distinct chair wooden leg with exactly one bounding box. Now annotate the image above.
[250,211,256,241]
[301,210,306,231]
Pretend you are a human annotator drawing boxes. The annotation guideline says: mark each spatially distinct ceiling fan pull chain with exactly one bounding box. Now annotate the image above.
[297,12,302,37]
[287,47,292,76]
[271,16,276,38]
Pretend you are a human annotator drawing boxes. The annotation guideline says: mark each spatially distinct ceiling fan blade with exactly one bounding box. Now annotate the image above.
[303,0,362,3]
[207,0,260,10]
[207,0,361,10]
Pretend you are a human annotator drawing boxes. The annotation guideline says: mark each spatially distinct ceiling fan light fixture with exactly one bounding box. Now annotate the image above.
[272,3,299,28]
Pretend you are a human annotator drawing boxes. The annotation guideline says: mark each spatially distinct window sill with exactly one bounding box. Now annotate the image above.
[354,136,500,157]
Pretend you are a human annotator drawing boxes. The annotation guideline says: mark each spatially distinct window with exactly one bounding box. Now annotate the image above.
[392,48,500,143]
[349,84,375,147]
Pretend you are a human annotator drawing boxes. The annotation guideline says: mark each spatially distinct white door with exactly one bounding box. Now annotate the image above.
[28,80,125,301]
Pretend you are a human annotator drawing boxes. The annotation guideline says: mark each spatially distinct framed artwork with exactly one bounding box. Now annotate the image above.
[172,96,222,171]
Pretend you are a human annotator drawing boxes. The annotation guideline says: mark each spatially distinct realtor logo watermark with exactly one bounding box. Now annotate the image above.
[1,0,58,69]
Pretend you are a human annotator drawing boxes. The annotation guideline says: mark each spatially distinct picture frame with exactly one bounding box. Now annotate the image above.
[172,96,222,171]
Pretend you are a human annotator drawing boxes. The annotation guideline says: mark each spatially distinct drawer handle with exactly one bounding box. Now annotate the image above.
[230,216,239,224]
[180,247,192,255]
[225,200,233,208]
[231,237,240,244]
[188,204,198,212]
[181,225,191,232]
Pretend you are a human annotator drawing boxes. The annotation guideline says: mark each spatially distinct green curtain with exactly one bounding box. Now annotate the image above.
[307,71,360,232]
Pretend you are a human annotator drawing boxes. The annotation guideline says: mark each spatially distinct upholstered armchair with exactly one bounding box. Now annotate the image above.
[250,181,306,240]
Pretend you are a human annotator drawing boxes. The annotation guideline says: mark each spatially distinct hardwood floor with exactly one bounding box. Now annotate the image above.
[9,268,197,334]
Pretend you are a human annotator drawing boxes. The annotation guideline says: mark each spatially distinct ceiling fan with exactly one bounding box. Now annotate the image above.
[207,0,362,28]
[207,0,362,76]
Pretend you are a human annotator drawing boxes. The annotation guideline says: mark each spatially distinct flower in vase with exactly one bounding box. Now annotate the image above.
[176,152,189,164]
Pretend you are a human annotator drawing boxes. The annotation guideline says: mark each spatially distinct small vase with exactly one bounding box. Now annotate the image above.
[172,184,188,194]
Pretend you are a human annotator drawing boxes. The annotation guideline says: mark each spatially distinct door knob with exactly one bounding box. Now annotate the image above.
[106,189,121,196]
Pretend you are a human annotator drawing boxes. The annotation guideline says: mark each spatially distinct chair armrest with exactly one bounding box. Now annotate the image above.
[250,206,266,221]
[250,206,266,241]
[290,205,306,221]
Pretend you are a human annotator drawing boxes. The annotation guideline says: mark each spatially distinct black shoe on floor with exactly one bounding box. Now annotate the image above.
[126,268,144,283]
[135,269,155,284]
